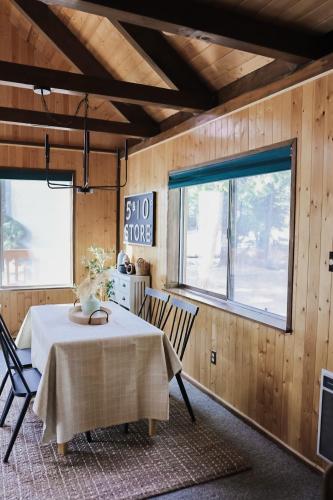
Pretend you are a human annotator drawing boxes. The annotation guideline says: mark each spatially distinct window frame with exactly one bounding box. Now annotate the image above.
[168,140,297,333]
[0,167,75,291]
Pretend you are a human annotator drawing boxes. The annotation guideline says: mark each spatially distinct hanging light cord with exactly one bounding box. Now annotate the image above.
[41,89,89,128]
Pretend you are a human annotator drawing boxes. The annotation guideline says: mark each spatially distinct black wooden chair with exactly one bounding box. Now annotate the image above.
[0,324,41,463]
[161,297,199,422]
[124,294,198,434]
[0,314,32,398]
[138,287,170,329]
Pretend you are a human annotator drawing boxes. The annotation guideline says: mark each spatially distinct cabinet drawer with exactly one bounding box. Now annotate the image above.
[117,292,130,309]
[118,278,130,294]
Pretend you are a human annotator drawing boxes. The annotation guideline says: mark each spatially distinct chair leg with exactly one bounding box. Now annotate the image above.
[85,431,92,443]
[124,423,129,434]
[4,395,31,463]
[0,371,9,398]
[175,372,195,423]
[0,389,14,427]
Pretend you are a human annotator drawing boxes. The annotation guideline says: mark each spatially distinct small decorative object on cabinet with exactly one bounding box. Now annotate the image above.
[108,269,150,314]
[117,250,129,270]
[136,258,150,276]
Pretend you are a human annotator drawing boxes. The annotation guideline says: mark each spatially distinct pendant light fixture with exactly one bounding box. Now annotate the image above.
[34,87,128,194]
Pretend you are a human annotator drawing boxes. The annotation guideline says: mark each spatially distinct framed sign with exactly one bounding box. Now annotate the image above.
[124,192,156,246]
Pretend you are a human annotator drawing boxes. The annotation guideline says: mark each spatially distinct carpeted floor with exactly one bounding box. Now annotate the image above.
[0,381,248,500]
[0,377,323,500]
[156,379,323,500]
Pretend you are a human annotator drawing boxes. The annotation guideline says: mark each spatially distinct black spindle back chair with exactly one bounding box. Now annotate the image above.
[123,295,198,435]
[138,287,170,329]
[161,297,199,422]
[0,325,40,463]
[0,314,31,398]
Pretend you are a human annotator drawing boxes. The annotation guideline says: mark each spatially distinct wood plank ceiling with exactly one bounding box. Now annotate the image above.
[1,0,333,152]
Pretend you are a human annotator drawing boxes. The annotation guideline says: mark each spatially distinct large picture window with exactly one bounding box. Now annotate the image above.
[169,142,295,329]
[0,169,73,289]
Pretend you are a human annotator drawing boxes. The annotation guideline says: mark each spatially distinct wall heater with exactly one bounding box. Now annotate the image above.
[317,369,333,462]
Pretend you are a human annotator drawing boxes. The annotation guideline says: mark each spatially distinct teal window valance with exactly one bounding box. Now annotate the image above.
[0,168,72,182]
[168,144,292,190]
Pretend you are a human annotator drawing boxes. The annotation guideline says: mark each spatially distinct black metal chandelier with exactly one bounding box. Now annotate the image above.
[35,88,127,194]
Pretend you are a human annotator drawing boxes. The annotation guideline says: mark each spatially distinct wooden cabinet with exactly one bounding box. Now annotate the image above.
[109,270,150,314]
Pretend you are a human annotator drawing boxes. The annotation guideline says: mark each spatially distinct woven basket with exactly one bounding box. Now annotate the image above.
[136,258,150,276]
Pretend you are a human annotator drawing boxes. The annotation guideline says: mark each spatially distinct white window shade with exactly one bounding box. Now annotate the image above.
[0,170,73,289]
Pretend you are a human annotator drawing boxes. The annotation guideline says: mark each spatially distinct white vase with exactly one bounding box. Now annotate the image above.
[81,294,101,316]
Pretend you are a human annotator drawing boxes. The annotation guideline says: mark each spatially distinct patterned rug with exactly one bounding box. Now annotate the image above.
[0,391,250,499]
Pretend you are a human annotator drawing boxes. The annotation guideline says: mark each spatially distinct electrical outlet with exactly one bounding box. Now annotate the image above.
[210,350,217,365]
[329,251,333,272]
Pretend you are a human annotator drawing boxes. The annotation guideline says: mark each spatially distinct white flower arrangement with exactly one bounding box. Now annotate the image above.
[74,246,115,302]
[82,246,115,277]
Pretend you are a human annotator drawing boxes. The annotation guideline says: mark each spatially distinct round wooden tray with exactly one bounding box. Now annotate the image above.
[68,305,111,325]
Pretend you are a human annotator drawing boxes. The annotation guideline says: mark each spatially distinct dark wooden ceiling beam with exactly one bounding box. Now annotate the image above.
[0,139,117,154]
[39,0,327,63]
[0,107,156,137]
[128,53,333,155]
[0,61,214,112]
[111,21,211,131]
[11,0,157,130]
[111,21,211,93]
[218,60,298,103]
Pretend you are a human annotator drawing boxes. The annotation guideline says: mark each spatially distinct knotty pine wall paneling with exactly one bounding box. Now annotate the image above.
[120,73,333,466]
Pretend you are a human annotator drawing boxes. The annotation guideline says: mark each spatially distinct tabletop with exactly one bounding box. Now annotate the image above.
[16,302,182,444]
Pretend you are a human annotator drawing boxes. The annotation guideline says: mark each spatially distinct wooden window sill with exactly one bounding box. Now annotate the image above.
[164,286,290,333]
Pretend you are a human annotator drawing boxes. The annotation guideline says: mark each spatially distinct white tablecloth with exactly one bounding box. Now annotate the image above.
[16,302,182,444]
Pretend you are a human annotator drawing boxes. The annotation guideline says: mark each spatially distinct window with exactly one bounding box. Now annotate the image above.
[0,169,73,288]
[170,142,295,328]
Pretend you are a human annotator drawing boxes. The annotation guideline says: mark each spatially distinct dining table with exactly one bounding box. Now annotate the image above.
[15,302,182,455]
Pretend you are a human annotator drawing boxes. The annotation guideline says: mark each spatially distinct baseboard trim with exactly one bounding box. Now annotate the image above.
[182,371,324,474]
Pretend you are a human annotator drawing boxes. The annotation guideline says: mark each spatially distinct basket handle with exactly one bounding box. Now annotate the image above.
[88,309,109,325]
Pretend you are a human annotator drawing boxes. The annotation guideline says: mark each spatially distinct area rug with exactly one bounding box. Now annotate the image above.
[0,391,250,499]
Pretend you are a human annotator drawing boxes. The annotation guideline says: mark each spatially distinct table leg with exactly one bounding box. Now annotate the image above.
[148,419,157,437]
[57,442,68,456]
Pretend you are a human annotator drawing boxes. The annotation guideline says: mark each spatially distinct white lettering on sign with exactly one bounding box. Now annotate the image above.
[140,224,145,242]
[142,198,149,219]
[125,200,131,221]
[133,224,139,241]
[146,224,151,243]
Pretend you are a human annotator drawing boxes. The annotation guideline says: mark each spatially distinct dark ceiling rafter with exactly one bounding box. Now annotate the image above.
[218,60,298,103]
[110,20,214,129]
[111,20,211,93]
[39,0,329,63]
[0,106,156,137]
[11,0,158,132]
[0,61,215,111]
[158,61,298,131]
[0,139,117,154]
[127,53,333,156]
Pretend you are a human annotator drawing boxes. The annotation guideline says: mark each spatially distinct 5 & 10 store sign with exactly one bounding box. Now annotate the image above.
[123,192,155,246]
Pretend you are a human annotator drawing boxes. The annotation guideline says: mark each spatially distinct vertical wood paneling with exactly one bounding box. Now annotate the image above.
[121,72,333,466]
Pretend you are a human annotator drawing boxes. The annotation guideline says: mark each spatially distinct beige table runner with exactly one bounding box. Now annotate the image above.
[16,303,182,444]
